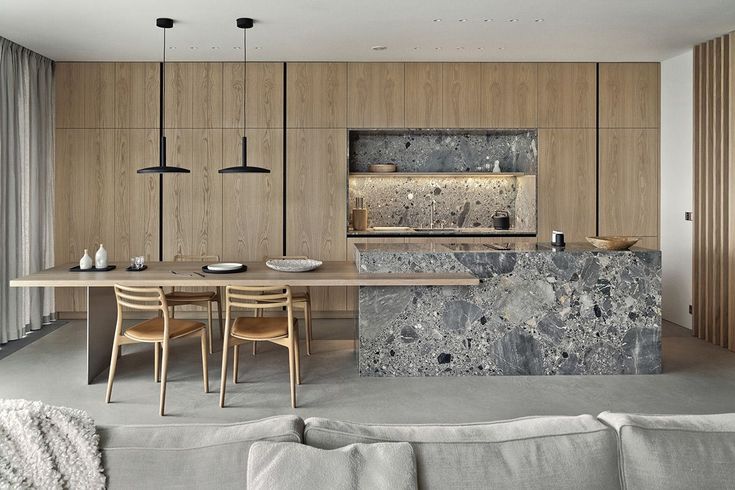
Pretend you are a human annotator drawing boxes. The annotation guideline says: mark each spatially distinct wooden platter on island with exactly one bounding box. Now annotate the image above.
[586,236,639,250]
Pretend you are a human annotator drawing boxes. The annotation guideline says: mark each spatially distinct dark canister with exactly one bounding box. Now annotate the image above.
[492,210,511,230]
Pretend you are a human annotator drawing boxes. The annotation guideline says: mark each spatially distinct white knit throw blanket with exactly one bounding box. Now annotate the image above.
[0,399,106,489]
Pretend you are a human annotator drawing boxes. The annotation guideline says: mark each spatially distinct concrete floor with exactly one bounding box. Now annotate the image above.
[0,318,734,425]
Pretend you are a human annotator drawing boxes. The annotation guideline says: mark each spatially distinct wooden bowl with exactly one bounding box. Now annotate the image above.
[586,236,639,250]
[368,163,397,173]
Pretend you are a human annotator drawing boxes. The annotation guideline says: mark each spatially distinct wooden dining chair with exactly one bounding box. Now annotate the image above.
[166,254,224,354]
[219,285,301,408]
[253,256,313,356]
[105,285,209,416]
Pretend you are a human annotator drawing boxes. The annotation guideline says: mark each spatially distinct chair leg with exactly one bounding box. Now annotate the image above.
[207,302,214,354]
[305,301,312,356]
[288,344,297,409]
[219,336,229,408]
[233,344,240,384]
[159,342,169,416]
[154,342,160,382]
[105,338,120,403]
[252,341,257,355]
[170,305,175,319]
[216,292,224,340]
[294,329,302,385]
[200,331,209,393]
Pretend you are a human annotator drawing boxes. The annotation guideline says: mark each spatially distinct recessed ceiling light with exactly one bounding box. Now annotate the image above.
[498,47,505,50]
[483,18,493,22]
[210,46,220,50]
[189,46,198,50]
[168,46,176,50]
[233,46,242,50]
[434,47,441,50]
[371,45,388,51]
[432,18,442,22]
[253,46,262,50]
[477,47,484,51]
[534,18,544,22]
[458,19,467,22]
[508,19,519,22]
[413,47,421,50]
[456,46,464,50]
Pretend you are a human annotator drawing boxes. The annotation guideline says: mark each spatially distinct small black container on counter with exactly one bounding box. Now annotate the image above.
[492,210,511,230]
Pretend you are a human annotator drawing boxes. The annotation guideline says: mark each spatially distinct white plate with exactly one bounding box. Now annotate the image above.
[206,262,244,271]
[266,259,323,273]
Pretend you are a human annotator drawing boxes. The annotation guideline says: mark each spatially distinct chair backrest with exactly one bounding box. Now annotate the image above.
[114,284,168,312]
[225,285,292,313]
[175,254,220,262]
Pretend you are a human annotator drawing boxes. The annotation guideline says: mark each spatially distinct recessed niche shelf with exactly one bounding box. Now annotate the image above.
[349,172,525,177]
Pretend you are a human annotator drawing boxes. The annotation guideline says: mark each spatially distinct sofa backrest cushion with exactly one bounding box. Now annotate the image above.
[97,415,303,490]
[598,411,735,490]
[304,415,620,490]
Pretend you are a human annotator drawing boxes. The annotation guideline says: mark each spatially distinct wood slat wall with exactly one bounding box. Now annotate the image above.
[693,33,735,351]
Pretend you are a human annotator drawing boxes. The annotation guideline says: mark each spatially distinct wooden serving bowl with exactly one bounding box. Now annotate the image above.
[586,236,639,250]
[368,163,397,173]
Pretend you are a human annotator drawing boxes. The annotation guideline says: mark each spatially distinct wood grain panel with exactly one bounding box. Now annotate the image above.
[693,44,703,339]
[287,129,347,310]
[481,63,537,128]
[55,63,85,128]
[84,130,116,257]
[599,63,660,128]
[728,33,735,351]
[113,129,159,262]
[222,129,283,261]
[114,63,159,128]
[287,63,346,128]
[599,129,660,236]
[442,63,483,127]
[223,62,284,128]
[191,63,223,128]
[164,63,194,128]
[538,63,596,128]
[636,237,659,249]
[538,129,597,242]
[163,129,193,258]
[347,63,405,128]
[83,63,116,128]
[404,63,442,127]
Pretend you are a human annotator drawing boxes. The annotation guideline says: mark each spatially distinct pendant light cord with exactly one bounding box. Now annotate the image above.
[242,25,247,133]
[162,27,166,132]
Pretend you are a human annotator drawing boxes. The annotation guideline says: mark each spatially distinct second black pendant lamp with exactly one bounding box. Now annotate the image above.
[219,17,270,174]
[138,18,190,174]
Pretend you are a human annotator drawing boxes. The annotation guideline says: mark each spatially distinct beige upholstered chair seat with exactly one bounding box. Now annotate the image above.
[231,317,296,340]
[124,318,206,342]
[165,291,217,303]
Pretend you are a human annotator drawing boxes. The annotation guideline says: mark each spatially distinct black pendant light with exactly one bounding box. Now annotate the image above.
[138,18,190,174]
[219,17,270,174]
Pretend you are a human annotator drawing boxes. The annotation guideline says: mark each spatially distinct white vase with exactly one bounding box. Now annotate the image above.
[80,249,93,270]
[95,244,108,269]
[492,160,501,173]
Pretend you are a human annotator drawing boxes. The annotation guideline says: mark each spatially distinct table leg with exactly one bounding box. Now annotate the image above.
[87,287,117,384]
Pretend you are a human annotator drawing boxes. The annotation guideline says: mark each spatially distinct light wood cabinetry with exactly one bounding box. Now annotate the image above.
[83,63,116,128]
[538,129,597,242]
[538,63,596,128]
[287,129,347,310]
[599,128,660,236]
[599,63,660,128]
[55,64,85,128]
[481,63,537,128]
[404,63,442,127]
[223,62,284,128]
[287,63,346,128]
[114,63,159,128]
[347,63,405,128]
[442,63,483,127]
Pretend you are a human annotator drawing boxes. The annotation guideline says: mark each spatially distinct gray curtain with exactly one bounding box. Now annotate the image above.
[0,37,55,344]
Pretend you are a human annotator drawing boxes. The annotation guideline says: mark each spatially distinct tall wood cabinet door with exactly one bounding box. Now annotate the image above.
[114,63,159,128]
[55,63,85,128]
[191,63,223,128]
[347,63,405,128]
[599,63,660,128]
[599,129,660,236]
[538,129,597,242]
[481,63,537,128]
[405,63,442,127]
[222,129,283,261]
[83,64,116,128]
[223,63,284,128]
[287,63,346,128]
[538,63,596,128]
[287,129,347,310]
[442,63,483,127]
[164,63,194,128]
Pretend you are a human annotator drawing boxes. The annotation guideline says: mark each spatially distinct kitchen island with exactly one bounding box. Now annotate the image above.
[355,242,661,376]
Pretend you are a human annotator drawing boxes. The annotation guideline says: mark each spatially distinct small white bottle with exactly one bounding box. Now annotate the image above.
[492,160,501,173]
[80,249,93,270]
[95,244,108,269]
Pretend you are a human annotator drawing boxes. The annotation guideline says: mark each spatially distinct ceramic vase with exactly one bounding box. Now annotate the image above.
[80,249,93,270]
[95,244,108,269]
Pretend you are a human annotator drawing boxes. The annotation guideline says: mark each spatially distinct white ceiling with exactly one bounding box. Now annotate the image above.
[1,0,734,62]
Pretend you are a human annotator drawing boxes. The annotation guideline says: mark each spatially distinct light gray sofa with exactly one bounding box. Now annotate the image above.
[97,412,735,489]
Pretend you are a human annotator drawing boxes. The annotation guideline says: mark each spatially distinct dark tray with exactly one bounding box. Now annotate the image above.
[69,265,117,272]
[202,264,247,274]
[125,265,148,272]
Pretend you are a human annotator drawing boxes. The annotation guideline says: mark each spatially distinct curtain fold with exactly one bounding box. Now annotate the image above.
[0,37,55,344]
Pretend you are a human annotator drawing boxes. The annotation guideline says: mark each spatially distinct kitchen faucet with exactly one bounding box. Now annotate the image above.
[429,199,436,229]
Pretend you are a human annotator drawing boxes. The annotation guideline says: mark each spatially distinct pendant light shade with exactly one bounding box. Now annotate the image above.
[138,17,190,174]
[219,17,270,174]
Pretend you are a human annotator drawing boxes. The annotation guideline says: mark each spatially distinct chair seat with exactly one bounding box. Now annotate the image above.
[165,291,217,304]
[124,317,205,342]
[231,317,297,340]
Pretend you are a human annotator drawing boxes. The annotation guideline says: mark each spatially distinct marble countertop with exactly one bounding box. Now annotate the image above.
[354,241,659,254]
[347,227,536,237]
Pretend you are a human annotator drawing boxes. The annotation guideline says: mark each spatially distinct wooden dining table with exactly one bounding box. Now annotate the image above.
[10,261,478,383]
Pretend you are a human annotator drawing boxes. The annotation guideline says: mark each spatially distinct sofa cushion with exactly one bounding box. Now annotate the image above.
[97,415,303,490]
[304,415,620,490]
[247,441,417,490]
[598,411,735,490]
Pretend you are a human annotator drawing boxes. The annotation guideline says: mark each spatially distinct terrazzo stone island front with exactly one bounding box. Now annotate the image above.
[355,242,662,376]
